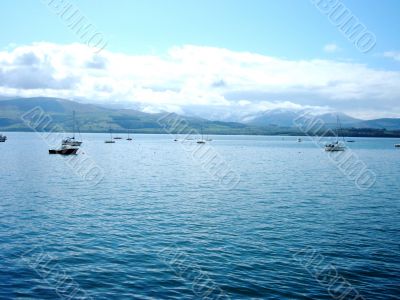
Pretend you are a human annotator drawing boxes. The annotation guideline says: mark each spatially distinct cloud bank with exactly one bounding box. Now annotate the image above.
[1,42,400,119]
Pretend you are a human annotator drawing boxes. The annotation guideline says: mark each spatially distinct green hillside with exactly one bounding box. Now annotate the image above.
[1,97,400,137]
[0,97,271,134]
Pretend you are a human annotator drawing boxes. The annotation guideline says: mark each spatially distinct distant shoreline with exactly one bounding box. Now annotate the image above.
[3,130,400,138]
[2,97,400,138]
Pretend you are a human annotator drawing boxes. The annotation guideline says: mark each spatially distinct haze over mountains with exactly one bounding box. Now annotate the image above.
[241,109,400,130]
[1,97,400,135]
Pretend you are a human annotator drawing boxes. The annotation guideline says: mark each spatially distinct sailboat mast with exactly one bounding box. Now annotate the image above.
[337,115,346,142]
[72,110,76,139]
[336,116,340,142]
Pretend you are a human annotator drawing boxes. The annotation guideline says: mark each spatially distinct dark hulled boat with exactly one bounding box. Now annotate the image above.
[127,131,133,141]
[49,146,78,155]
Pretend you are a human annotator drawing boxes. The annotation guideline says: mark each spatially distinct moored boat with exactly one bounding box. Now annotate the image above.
[325,141,346,152]
[62,137,82,146]
[105,127,116,143]
[62,111,82,146]
[49,145,78,155]
[197,127,206,144]
[127,131,133,141]
[325,116,346,152]
[0,134,7,142]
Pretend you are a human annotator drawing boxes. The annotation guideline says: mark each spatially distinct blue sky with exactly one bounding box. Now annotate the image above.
[0,0,400,119]
[1,0,399,63]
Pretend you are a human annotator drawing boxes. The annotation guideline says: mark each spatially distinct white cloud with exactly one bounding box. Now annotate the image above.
[384,51,400,62]
[323,43,340,53]
[0,42,400,119]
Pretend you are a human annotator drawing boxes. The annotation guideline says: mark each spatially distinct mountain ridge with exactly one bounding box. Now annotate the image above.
[1,97,400,137]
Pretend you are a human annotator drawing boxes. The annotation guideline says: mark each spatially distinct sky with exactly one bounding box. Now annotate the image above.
[0,0,400,120]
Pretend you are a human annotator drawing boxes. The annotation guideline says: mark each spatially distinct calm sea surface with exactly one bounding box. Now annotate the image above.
[0,133,399,299]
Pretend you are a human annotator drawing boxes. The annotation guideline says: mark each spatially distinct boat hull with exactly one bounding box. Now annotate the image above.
[49,148,78,155]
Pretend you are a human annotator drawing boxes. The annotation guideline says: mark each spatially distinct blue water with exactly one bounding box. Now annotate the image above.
[0,133,399,299]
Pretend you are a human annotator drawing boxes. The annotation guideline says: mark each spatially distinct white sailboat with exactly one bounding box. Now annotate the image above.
[325,116,346,152]
[62,111,82,146]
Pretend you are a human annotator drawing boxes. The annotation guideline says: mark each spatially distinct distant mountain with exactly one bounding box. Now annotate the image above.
[242,109,400,131]
[0,97,266,134]
[317,112,361,126]
[1,97,400,137]
[242,109,302,127]
[243,109,362,127]
[356,118,400,130]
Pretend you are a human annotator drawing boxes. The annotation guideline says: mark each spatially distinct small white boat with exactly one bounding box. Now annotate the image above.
[325,141,346,152]
[62,137,82,146]
[298,138,302,142]
[395,144,400,148]
[0,134,7,142]
[51,112,82,154]
[62,111,82,146]
[325,116,346,152]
